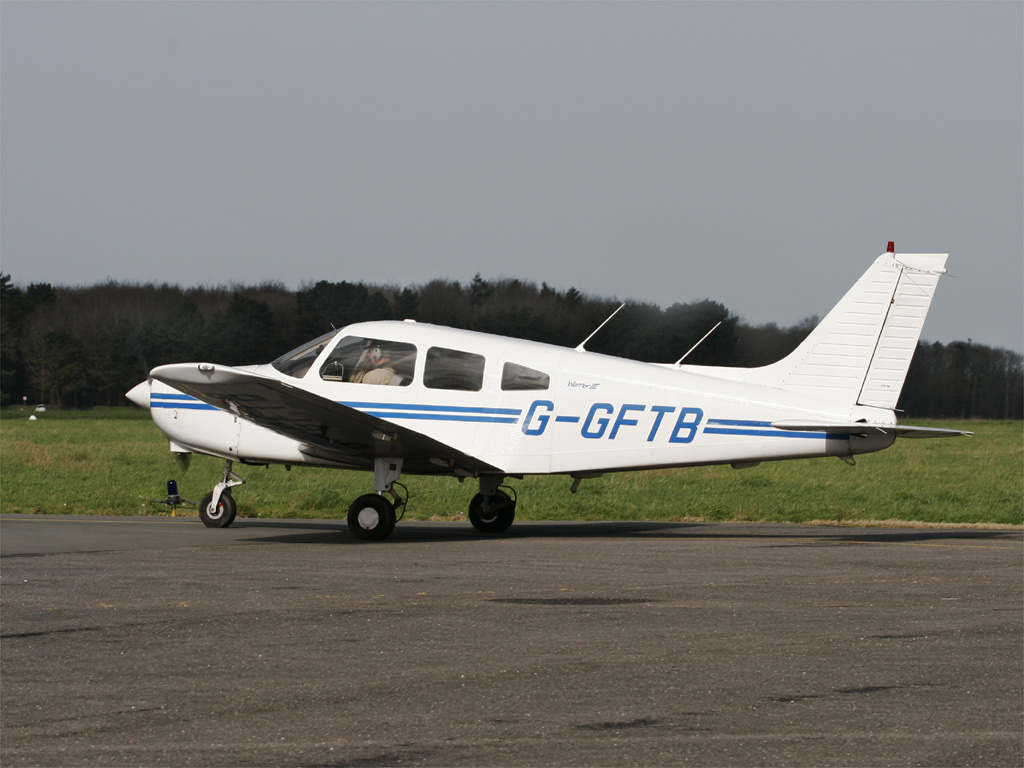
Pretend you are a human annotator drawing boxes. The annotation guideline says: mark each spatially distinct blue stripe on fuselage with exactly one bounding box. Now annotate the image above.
[147,394,846,439]
[357,411,520,424]
[705,418,846,441]
[339,401,522,424]
[150,393,217,411]
[338,401,521,416]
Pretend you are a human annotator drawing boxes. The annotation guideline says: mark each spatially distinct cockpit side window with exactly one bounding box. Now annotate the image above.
[271,330,339,378]
[501,362,550,391]
[320,337,417,386]
[424,347,485,391]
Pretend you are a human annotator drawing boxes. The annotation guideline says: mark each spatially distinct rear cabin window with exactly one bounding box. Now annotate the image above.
[424,347,485,391]
[271,330,339,378]
[501,362,550,391]
[320,337,417,386]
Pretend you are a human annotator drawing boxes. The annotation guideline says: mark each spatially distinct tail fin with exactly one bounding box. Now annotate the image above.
[752,248,948,408]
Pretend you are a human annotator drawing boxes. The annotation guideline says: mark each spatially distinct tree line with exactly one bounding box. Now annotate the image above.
[1,273,1020,419]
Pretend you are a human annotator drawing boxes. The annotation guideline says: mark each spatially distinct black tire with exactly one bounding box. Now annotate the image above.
[347,494,397,541]
[199,491,237,528]
[468,490,516,534]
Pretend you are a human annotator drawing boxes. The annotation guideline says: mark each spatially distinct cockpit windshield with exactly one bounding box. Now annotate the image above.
[270,330,340,378]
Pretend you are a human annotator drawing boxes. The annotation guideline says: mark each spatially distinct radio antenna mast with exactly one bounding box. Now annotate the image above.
[674,321,722,365]
[576,303,626,352]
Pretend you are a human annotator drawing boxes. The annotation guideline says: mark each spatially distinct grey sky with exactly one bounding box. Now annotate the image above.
[2,1,1021,352]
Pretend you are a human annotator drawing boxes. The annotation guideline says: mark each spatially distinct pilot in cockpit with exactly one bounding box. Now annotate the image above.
[349,341,399,385]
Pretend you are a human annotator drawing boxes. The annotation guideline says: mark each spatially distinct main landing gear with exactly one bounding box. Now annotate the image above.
[346,459,517,542]
[468,476,517,534]
[197,458,518,541]
[347,458,406,541]
[347,493,400,541]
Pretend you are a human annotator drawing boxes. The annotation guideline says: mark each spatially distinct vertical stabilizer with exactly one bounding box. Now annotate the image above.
[856,253,947,408]
[747,250,948,408]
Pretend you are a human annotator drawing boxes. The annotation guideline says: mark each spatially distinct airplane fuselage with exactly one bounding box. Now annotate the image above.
[145,320,894,478]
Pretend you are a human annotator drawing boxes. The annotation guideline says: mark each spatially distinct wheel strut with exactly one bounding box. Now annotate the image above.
[211,460,245,511]
[199,461,245,529]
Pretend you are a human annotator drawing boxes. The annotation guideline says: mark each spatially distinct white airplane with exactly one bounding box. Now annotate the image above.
[126,244,970,540]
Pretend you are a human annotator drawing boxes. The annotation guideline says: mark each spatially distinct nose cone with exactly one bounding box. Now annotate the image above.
[126,380,151,408]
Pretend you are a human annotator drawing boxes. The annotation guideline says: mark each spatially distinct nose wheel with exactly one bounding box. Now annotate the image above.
[199,490,237,528]
[199,461,244,528]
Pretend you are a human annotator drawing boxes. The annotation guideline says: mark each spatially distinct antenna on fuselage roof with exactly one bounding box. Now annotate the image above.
[575,303,626,352]
[674,321,722,366]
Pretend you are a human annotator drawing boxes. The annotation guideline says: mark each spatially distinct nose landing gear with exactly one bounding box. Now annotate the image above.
[199,490,237,528]
[200,461,245,528]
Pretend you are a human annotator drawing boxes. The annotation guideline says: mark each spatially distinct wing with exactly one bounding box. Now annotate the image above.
[771,421,973,438]
[150,363,503,475]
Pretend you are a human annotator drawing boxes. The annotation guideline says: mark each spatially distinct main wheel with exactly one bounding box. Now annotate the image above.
[468,490,516,534]
[199,491,237,528]
[347,494,397,541]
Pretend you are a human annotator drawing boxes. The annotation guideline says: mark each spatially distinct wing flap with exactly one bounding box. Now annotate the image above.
[150,363,502,475]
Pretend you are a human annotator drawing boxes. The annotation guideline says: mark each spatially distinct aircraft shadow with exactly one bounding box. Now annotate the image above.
[234,520,697,546]
[823,528,1021,544]
[230,519,1022,547]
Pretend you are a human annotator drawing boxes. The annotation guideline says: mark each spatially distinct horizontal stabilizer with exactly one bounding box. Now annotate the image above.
[771,420,972,438]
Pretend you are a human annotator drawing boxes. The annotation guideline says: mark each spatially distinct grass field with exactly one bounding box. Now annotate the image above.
[1,407,1020,526]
